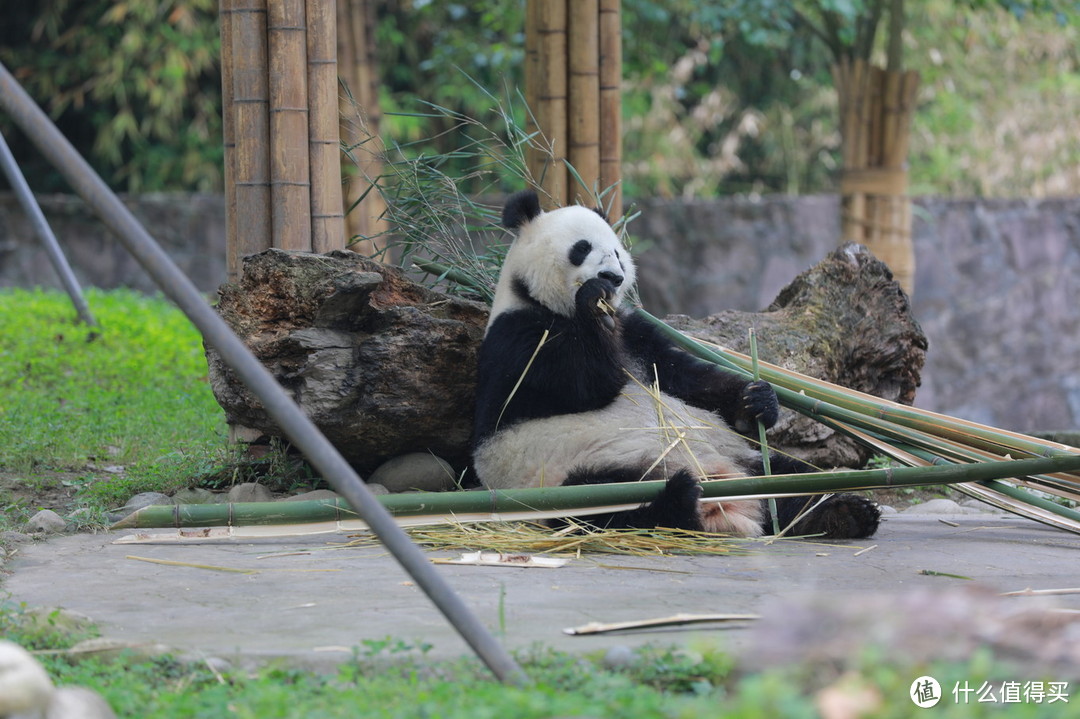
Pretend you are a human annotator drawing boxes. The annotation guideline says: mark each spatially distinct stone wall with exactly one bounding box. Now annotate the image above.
[2,191,1077,433]
[0,193,226,294]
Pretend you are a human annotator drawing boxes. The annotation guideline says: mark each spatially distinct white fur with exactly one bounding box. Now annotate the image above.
[488,205,635,328]
[473,380,758,490]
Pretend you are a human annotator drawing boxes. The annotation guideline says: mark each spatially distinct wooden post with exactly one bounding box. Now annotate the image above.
[834,57,919,295]
[524,1,621,213]
[227,0,272,275]
[267,0,311,251]
[306,0,345,253]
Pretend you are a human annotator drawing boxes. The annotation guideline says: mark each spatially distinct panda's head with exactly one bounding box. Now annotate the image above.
[489,190,636,324]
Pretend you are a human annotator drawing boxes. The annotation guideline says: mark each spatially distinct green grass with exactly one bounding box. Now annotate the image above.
[0,287,229,510]
[0,600,1063,719]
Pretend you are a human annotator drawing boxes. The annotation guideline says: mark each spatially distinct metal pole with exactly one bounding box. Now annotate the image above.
[0,128,96,326]
[0,60,527,686]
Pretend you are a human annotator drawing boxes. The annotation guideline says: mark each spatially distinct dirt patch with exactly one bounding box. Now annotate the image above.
[0,471,84,515]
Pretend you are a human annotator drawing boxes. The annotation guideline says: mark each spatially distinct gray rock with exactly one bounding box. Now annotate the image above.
[878,505,898,515]
[1,530,32,544]
[45,687,116,719]
[282,489,340,502]
[602,645,636,670]
[226,482,275,503]
[106,492,173,523]
[366,483,390,496]
[0,640,53,715]
[369,453,459,493]
[171,488,217,505]
[22,607,95,639]
[125,492,173,512]
[25,510,66,534]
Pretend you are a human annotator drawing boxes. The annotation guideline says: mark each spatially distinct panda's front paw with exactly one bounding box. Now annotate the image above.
[734,379,779,432]
[575,278,617,325]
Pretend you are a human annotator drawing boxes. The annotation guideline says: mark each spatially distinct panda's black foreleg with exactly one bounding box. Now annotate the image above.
[556,467,703,531]
[749,454,882,539]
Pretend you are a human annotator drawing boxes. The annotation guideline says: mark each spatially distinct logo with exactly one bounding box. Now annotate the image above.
[911,676,942,708]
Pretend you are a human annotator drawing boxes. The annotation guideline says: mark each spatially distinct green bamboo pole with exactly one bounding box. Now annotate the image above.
[114,452,1080,529]
[634,309,1079,464]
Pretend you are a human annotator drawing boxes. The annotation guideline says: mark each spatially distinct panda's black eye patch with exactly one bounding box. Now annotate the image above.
[569,240,592,266]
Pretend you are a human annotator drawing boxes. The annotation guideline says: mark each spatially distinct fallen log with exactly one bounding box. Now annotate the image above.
[206,243,926,474]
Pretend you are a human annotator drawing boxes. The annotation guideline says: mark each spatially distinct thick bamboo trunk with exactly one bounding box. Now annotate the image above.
[525,0,622,212]
[220,0,239,279]
[228,0,273,269]
[267,0,312,251]
[306,0,345,253]
[567,0,600,206]
[834,58,920,295]
[598,0,622,219]
[529,0,569,208]
[337,0,386,255]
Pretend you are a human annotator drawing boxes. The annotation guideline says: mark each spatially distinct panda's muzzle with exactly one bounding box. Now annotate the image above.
[598,271,624,287]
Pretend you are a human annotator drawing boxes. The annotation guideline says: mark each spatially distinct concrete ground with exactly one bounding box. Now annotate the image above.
[4,509,1080,671]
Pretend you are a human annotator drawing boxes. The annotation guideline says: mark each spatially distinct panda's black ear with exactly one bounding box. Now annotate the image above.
[502,190,542,229]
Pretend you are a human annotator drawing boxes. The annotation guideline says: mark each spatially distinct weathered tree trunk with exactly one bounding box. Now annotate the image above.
[207,244,925,475]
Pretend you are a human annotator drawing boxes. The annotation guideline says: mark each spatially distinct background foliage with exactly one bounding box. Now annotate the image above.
[0,0,1077,197]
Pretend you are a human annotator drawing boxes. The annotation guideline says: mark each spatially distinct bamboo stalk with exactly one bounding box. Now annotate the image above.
[633,310,1078,466]
[533,0,568,207]
[267,0,312,251]
[219,0,240,280]
[306,0,344,253]
[113,454,1080,530]
[598,0,622,218]
[230,0,272,265]
[567,0,600,205]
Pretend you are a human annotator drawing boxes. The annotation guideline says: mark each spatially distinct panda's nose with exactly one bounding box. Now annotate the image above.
[598,271,624,287]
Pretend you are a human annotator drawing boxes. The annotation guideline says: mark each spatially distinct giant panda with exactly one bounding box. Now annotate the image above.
[471,190,880,539]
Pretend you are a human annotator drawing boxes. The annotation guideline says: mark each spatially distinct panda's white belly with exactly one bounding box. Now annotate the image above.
[474,381,759,490]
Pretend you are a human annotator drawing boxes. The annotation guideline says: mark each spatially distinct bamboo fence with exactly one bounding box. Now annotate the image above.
[525,0,621,216]
[221,0,347,278]
[834,58,920,295]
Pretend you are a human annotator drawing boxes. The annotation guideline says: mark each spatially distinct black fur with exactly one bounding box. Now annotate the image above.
[568,239,592,266]
[501,190,542,229]
[472,277,625,443]
[561,468,704,531]
[621,312,779,433]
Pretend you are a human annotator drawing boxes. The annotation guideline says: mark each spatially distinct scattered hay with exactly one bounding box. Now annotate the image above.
[344,520,750,557]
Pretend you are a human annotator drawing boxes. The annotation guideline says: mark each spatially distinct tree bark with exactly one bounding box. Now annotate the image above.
[207,244,925,475]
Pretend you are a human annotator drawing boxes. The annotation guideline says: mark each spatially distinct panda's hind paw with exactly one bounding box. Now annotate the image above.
[791,493,881,539]
[638,470,703,531]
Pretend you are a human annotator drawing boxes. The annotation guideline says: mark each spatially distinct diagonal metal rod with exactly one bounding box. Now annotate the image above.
[0,60,527,686]
[0,127,96,326]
